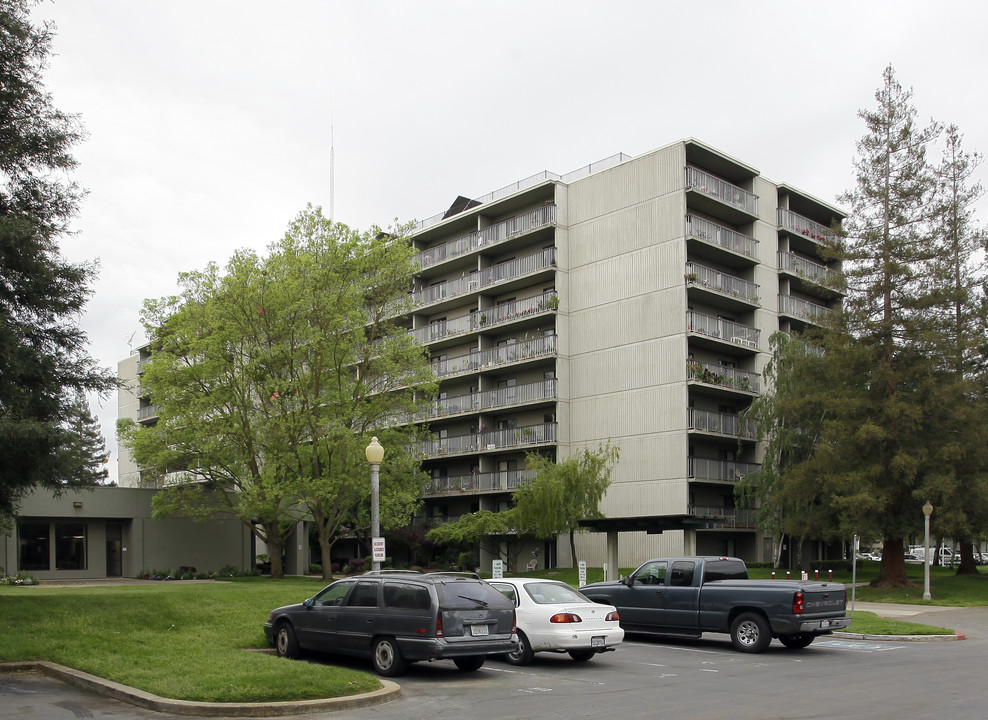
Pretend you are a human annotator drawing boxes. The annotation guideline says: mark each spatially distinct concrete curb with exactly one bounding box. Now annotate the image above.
[834,632,964,642]
[0,661,401,717]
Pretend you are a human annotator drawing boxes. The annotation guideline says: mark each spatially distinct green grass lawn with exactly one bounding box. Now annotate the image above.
[0,577,382,703]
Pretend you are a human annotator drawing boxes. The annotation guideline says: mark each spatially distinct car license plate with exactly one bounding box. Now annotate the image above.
[820,619,831,629]
[470,624,489,636]
[591,636,605,648]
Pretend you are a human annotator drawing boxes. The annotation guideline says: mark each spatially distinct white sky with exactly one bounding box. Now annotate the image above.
[29,0,988,483]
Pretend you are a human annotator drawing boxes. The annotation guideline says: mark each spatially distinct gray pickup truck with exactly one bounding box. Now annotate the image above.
[580,556,850,652]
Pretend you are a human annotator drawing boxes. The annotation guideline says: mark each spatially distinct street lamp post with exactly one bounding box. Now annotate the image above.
[922,500,933,601]
[365,437,384,572]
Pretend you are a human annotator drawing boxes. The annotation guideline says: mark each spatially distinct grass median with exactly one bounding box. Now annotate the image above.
[0,577,382,703]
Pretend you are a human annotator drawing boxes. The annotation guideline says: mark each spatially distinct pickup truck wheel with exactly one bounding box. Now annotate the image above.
[371,637,407,677]
[453,655,485,672]
[779,633,814,649]
[730,612,772,653]
[505,631,534,666]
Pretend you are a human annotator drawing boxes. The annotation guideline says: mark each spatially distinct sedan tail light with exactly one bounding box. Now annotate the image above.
[549,613,583,623]
[605,611,620,622]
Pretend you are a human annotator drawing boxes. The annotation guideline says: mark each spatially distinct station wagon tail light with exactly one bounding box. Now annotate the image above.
[792,591,805,615]
[605,611,620,622]
[435,614,444,637]
[549,613,582,623]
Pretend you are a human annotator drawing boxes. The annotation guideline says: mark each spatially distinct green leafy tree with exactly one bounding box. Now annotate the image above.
[513,443,620,567]
[0,0,114,527]
[120,206,434,579]
[426,509,519,567]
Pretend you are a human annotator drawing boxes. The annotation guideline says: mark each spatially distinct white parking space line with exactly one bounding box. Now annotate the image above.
[814,640,905,652]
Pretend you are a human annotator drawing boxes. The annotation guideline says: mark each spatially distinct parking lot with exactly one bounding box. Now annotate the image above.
[3,605,986,720]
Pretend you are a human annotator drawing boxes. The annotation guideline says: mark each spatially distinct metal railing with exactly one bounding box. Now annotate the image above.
[430,334,557,379]
[685,262,759,304]
[137,404,159,421]
[685,215,758,260]
[688,505,757,528]
[686,359,760,394]
[412,247,555,308]
[413,378,556,422]
[686,310,760,349]
[687,408,756,439]
[777,208,836,243]
[688,457,760,483]
[417,205,556,269]
[685,167,758,216]
[422,469,536,497]
[416,422,557,458]
[777,251,836,287]
[409,292,557,345]
[778,294,832,322]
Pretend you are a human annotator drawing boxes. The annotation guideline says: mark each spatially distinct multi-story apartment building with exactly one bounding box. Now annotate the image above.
[117,344,155,488]
[401,138,844,569]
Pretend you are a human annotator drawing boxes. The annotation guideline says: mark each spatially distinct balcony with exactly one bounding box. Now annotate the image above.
[422,469,536,498]
[417,205,556,270]
[137,404,159,422]
[431,334,556,380]
[414,378,557,423]
[417,422,557,459]
[688,457,760,484]
[778,294,832,324]
[777,251,839,290]
[777,208,837,257]
[685,262,759,309]
[686,215,758,264]
[686,310,760,353]
[412,247,555,310]
[685,167,758,223]
[409,292,556,346]
[687,359,760,394]
[689,505,757,529]
[687,408,756,440]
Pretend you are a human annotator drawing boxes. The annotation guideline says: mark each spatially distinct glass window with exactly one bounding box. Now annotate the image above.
[346,581,379,608]
[313,580,354,606]
[634,560,667,585]
[55,523,87,570]
[669,561,695,587]
[383,582,432,610]
[19,522,50,571]
[490,583,518,606]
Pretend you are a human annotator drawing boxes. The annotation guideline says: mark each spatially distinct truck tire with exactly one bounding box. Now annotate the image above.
[779,633,814,649]
[730,612,772,653]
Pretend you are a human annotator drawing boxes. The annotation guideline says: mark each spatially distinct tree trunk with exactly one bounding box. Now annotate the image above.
[569,529,577,569]
[267,529,286,579]
[956,539,980,575]
[318,522,336,582]
[872,537,912,588]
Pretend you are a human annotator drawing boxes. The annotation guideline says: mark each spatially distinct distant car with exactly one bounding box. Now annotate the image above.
[488,577,623,665]
[264,571,517,676]
[903,554,924,564]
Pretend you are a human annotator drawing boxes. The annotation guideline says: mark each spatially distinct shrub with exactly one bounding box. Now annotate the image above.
[308,563,322,575]
[0,571,39,586]
[458,551,478,572]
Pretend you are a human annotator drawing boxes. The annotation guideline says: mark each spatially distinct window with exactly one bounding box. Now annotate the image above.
[314,580,354,606]
[19,522,50,571]
[635,560,667,585]
[669,561,696,587]
[383,582,431,611]
[347,582,380,608]
[55,523,87,570]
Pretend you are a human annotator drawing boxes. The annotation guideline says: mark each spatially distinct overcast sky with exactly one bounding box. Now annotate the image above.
[30,0,988,483]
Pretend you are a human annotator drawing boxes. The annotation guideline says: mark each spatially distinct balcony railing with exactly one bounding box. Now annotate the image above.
[417,205,556,269]
[778,294,832,323]
[686,215,758,260]
[417,422,557,458]
[414,378,556,422]
[686,310,760,349]
[422,469,536,497]
[685,262,759,304]
[688,457,760,483]
[410,292,556,345]
[412,247,555,308]
[777,208,836,244]
[689,505,757,528]
[137,404,159,421]
[685,167,758,216]
[431,334,556,380]
[777,251,837,288]
[687,359,760,394]
[687,408,755,440]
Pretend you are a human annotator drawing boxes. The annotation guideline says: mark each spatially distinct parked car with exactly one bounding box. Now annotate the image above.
[903,554,924,564]
[488,577,624,665]
[264,571,517,677]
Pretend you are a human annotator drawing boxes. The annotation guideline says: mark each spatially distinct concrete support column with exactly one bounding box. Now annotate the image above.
[606,531,619,580]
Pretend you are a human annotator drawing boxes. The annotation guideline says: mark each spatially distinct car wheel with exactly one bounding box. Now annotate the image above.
[275,622,300,659]
[371,637,407,677]
[505,631,534,666]
[453,655,485,672]
[730,612,772,653]
[779,633,815,649]
[568,649,596,662]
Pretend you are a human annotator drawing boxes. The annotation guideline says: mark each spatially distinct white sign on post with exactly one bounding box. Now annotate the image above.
[372,537,386,562]
[578,560,587,587]
[492,559,503,579]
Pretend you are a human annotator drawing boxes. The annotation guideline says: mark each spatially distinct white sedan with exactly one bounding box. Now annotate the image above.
[488,577,623,665]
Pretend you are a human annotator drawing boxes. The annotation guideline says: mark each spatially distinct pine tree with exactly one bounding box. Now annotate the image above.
[0,0,114,525]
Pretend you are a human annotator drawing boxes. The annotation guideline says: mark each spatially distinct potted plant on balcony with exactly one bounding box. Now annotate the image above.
[684,272,698,283]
